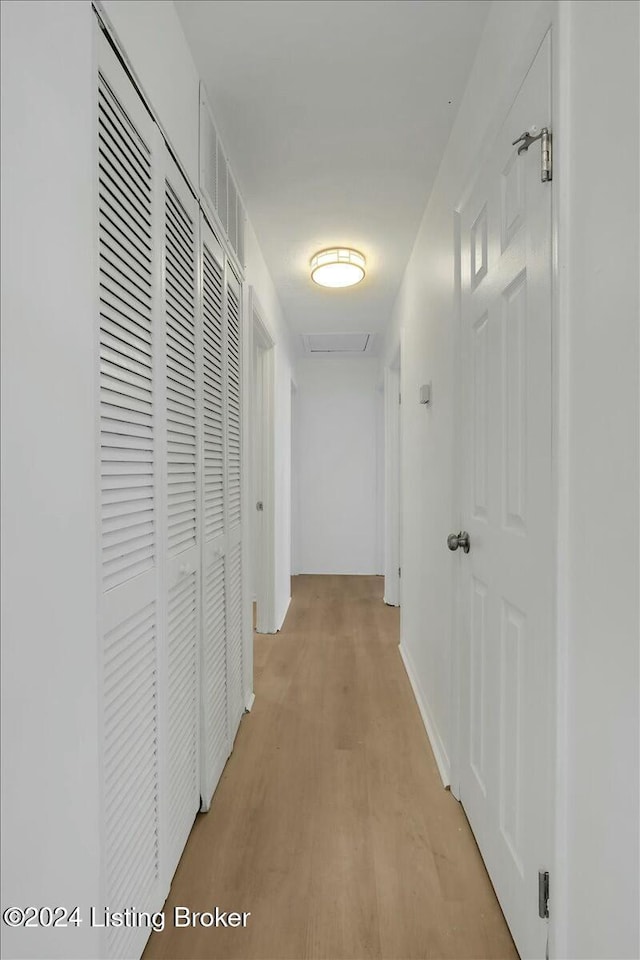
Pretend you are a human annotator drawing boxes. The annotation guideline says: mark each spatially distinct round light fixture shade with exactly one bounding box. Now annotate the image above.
[310,248,366,288]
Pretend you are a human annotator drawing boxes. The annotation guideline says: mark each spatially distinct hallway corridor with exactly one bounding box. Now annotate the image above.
[144,576,517,960]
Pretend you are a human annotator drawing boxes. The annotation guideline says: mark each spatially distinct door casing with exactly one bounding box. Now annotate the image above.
[384,346,402,606]
[248,287,277,635]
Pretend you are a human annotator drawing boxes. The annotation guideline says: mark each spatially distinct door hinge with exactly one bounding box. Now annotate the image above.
[538,870,550,919]
[398,566,401,579]
[512,126,552,182]
[398,392,402,405]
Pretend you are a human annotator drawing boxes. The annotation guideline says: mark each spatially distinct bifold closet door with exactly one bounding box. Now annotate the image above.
[161,150,201,880]
[200,216,230,810]
[98,23,248,953]
[225,268,245,744]
[97,31,165,960]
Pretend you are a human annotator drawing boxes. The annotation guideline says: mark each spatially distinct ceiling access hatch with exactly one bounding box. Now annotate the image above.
[301,333,372,355]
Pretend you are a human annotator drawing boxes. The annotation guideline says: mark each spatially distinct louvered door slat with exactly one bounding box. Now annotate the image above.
[201,554,228,806]
[223,268,244,748]
[98,89,150,168]
[166,572,198,865]
[199,89,245,265]
[236,198,245,267]
[165,183,197,556]
[226,541,244,742]
[99,72,154,596]
[103,601,159,960]
[97,113,151,197]
[228,176,238,254]
[99,80,158,900]
[98,157,152,243]
[200,220,230,810]
[217,141,228,232]
[100,215,151,277]
[100,298,153,341]
[99,183,152,253]
[166,275,196,322]
[166,308,196,346]
[203,242,225,542]
[226,279,242,531]
[162,158,201,885]
[98,34,165,960]
[98,99,151,189]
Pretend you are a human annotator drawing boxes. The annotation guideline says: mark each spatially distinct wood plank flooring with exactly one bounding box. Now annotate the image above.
[144,575,517,960]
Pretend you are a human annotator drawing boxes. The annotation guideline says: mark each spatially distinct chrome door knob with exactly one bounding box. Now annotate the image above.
[447,531,470,553]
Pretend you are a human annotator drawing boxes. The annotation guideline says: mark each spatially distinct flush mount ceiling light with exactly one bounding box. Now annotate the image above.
[310,247,366,288]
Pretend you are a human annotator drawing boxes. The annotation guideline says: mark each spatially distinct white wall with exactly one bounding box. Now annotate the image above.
[556,3,639,957]
[294,357,382,575]
[0,3,102,958]
[388,0,639,957]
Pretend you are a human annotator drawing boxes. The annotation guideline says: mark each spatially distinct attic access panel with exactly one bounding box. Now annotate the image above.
[302,333,371,354]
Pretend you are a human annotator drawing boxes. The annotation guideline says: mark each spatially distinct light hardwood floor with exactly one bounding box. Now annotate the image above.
[144,575,517,960]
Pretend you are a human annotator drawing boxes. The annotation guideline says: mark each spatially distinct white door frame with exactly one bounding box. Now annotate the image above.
[449,7,565,955]
[290,378,298,576]
[248,286,277,635]
[384,345,401,606]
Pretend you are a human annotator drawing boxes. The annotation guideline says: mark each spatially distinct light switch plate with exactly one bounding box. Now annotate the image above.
[419,382,432,405]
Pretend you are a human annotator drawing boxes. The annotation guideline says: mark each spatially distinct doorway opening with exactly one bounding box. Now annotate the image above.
[249,289,276,634]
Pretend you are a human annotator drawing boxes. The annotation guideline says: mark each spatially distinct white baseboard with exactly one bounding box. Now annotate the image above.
[245,691,255,712]
[256,595,291,635]
[276,594,291,632]
[399,642,451,788]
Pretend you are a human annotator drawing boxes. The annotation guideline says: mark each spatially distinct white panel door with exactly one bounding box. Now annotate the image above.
[97,31,165,960]
[200,216,230,809]
[457,33,553,959]
[225,268,245,745]
[161,149,201,881]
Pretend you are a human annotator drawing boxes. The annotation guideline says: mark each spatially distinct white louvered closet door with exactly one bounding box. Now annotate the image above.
[161,149,201,879]
[225,268,245,745]
[97,32,165,960]
[200,215,230,810]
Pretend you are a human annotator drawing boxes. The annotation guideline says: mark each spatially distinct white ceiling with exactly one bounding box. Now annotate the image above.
[175,0,490,352]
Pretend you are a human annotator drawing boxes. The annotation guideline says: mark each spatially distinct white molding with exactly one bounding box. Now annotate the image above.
[254,594,290,635]
[241,280,255,736]
[550,7,570,957]
[248,288,278,635]
[449,207,463,801]
[383,356,401,607]
[245,692,256,712]
[399,642,450,788]
[290,379,299,576]
[276,595,292,633]
[300,331,376,356]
